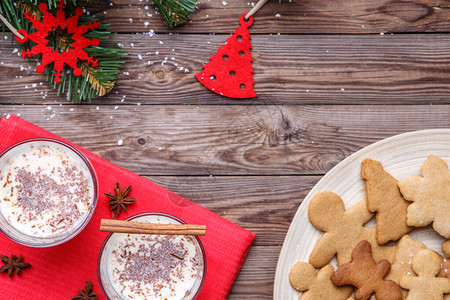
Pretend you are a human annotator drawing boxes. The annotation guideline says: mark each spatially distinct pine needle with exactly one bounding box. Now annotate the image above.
[153,0,197,28]
[80,62,114,97]
[0,0,127,103]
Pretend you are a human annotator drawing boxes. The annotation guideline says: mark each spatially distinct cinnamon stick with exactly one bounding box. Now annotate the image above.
[100,219,206,236]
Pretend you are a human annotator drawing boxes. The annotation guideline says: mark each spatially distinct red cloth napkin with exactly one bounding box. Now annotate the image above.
[0,115,255,300]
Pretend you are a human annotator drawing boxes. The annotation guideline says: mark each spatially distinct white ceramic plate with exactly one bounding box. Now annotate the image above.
[274,129,450,300]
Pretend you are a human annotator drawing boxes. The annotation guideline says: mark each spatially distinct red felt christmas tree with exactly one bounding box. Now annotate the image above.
[196,14,256,99]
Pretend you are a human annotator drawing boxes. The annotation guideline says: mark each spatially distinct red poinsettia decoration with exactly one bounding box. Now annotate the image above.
[15,0,100,84]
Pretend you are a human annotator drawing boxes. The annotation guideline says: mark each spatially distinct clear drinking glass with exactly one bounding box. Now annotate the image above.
[98,212,207,300]
[0,138,98,247]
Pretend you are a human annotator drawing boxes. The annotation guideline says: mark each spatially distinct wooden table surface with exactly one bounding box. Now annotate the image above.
[1,0,450,298]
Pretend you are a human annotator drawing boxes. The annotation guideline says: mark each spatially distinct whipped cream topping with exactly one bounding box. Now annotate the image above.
[0,143,94,237]
[108,216,203,300]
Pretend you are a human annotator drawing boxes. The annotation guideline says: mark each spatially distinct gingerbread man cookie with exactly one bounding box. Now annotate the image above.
[361,158,412,244]
[331,240,402,300]
[444,240,450,259]
[386,235,427,298]
[289,262,353,300]
[400,249,450,300]
[308,192,396,268]
[443,240,450,280]
[398,155,450,239]
[443,241,450,300]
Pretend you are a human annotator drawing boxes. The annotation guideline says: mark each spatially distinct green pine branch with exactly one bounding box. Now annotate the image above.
[153,0,197,28]
[0,0,127,103]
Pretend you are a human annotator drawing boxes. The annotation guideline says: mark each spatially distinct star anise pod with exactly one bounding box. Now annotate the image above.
[70,280,97,300]
[105,182,136,219]
[0,254,31,277]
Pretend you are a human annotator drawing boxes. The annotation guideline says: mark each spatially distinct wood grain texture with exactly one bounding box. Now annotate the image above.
[146,175,319,245]
[228,245,280,299]
[1,0,449,299]
[82,0,450,34]
[1,105,449,175]
[2,34,450,105]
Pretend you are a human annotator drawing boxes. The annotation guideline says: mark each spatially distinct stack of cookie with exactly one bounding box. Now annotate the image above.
[289,155,450,300]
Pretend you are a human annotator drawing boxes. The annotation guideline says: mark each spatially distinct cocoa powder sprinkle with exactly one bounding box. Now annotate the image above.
[0,145,93,236]
[111,234,202,298]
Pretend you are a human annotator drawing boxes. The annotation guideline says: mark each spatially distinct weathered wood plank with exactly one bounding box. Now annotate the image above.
[2,34,450,105]
[81,0,450,34]
[1,105,449,175]
[146,175,319,245]
[228,245,280,299]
